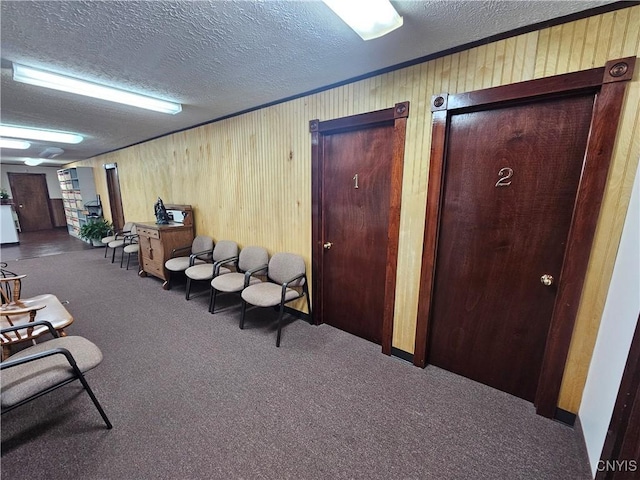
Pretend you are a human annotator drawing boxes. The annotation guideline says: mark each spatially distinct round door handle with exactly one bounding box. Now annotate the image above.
[323,242,333,250]
[540,274,554,286]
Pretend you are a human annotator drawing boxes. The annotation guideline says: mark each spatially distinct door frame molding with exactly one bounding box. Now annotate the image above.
[310,101,409,354]
[104,163,125,232]
[414,57,636,417]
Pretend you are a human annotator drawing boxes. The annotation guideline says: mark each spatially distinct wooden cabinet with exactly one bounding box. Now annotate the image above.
[135,204,194,289]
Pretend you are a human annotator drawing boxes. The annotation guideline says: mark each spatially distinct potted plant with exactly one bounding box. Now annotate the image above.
[0,188,10,205]
[79,218,113,247]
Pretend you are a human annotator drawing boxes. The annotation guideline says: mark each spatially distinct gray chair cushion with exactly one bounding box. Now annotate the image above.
[211,272,261,292]
[212,240,238,263]
[1,336,103,408]
[192,235,214,259]
[241,283,300,307]
[101,235,116,243]
[108,239,125,248]
[268,253,306,286]
[238,246,269,272]
[186,264,231,281]
[123,244,139,254]
[165,257,205,272]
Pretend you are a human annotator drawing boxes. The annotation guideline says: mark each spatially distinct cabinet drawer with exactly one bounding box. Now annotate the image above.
[138,227,160,239]
[143,259,164,277]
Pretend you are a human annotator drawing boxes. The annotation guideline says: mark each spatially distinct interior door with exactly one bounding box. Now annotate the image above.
[322,126,393,344]
[7,173,53,232]
[105,164,125,231]
[311,103,409,351]
[415,57,636,416]
[428,95,593,402]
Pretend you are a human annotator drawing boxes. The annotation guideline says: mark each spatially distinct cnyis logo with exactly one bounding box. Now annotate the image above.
[597,460,638,472]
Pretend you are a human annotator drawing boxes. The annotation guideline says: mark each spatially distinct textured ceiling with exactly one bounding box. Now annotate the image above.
[0,0,618,166]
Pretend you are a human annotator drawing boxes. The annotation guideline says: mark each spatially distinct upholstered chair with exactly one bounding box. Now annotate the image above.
[209,246,269,314]
[184,240,238,300]
[164,235,214,290]
[240,252,311,347]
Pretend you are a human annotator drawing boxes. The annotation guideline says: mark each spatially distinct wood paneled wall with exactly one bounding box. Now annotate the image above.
[71,6,640,413]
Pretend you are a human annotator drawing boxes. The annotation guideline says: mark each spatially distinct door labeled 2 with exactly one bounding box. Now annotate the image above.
[415,57,636,416]
[429,96,592,402]
[311,102,409,352]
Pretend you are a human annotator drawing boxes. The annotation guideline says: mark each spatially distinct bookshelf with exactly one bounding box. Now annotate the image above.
[57,167,98,241]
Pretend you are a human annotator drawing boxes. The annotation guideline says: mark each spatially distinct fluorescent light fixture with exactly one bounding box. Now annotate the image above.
[323,0,403,40]
[24,158,44,166]
[13,63,182,115]
[0,138,31,149]
[0,125,83,144]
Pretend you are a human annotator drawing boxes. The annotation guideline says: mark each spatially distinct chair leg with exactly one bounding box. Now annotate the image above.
[104,246,109,258]
[126,253,131,270]
[276,303,285,347]
[185,278,192,300]
[111,247,116,263]
[240,300,247,329]
[303,283,312,324]
[120,249,125,268]
[74,367,112,429]
[209,288,217,313]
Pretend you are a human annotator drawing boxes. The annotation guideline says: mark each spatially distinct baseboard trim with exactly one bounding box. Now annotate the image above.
[282,305,311,323]
[554,408,577,427]
[391,347,414,363]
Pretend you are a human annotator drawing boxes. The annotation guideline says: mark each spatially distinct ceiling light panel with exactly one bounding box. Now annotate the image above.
[323,0,403,41]
[0,125,84,144]
[24,158,44,166]
[13,64,182,115]
[0,138,31,149]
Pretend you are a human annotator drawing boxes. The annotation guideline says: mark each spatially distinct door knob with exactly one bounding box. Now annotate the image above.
[323,242,333,250]
[540,274,554,286]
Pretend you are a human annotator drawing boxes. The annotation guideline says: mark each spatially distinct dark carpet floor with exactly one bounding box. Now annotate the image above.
[1,249,592,479]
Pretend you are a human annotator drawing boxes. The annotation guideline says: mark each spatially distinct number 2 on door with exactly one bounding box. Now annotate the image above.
[495,167,513,187]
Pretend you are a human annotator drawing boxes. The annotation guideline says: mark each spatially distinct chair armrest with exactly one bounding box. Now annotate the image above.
[113,229,131,240]
[0,302,46,317]
[282,272,306,288]
[1,347,78,371]
[0,275,27,283]
[214,256,238,275]
[280,273,307,303]
[1,320,59,338]
[124,233,139,244]
[244,264,268,288]
[188,248,214,266]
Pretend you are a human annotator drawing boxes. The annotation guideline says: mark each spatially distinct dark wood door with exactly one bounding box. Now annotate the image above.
[7,173,53,232]
[416,57,636,416]
[322,125,393,344]
[311,103,409,352]
[428,94,594,401]
[105,164,125,232]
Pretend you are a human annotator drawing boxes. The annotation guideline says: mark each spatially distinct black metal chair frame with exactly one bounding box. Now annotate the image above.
[166,245,213,290]
[107,225,136,262]
[1,321,112,429]
[208,261,267,313]
[240,272,312,347]
[185,254,237,301]
[121,232,139,270]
